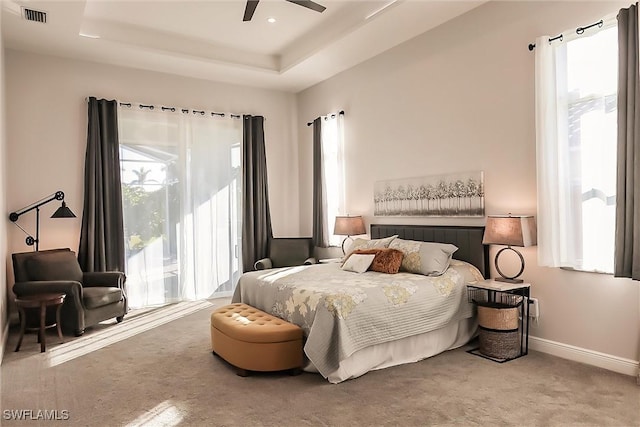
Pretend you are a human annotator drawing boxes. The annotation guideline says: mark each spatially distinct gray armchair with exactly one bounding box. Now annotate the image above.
[254,238,317,270]
[12,248,127,336]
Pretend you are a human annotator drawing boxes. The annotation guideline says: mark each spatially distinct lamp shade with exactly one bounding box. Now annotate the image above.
[51,202,76,219]
[333,216,366,236]
[483,215,537,247]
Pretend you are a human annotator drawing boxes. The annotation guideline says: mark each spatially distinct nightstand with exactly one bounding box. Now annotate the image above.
[467,280,531,362]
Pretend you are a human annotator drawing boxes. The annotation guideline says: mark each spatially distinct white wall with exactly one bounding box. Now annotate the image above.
[297,1,639,363]
[4,50,299,309]
[0,3,8,361]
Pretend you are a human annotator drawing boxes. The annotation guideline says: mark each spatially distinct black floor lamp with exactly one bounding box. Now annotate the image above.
[9,191,76,251]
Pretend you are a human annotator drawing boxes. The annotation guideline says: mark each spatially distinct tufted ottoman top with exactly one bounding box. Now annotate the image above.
[211,303,303,344]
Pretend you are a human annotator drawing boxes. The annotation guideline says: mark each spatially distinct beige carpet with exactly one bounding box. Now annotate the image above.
[1,298,638,427]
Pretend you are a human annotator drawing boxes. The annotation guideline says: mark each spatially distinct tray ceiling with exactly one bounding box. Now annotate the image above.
[2,0,486,92]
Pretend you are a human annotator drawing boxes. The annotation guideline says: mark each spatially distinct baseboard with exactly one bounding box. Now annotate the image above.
[530,336,639,377]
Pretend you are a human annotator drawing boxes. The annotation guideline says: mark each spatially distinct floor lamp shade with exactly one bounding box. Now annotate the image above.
[51,202,77,219]
[483,215,537,283]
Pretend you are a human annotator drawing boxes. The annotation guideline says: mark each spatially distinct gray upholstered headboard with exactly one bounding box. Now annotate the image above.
[370,224,489,279]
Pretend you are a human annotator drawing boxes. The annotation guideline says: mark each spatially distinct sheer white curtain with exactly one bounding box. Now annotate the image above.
[535,34,575,268]
[321,113,346,247]
[118,106,242,308]
[535,23,618,272]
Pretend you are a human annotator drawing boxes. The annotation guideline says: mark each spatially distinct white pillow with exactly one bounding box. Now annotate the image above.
[341,254,375,273]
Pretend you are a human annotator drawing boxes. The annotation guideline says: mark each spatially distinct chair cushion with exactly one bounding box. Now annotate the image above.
[83,287,123,309]
[269,238,312,267]
[25,251,83,282]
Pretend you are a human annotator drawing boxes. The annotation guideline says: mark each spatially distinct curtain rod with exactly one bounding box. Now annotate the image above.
[85,97,246,119]
[306,110,345,126]
[118,102,243,119]
[528,19,604,51]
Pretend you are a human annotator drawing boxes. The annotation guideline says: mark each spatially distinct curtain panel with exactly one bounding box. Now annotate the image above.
[322,113,346,247]
[119,106,243,308]
[78,97,125,273]
[535,24,618,273]
[312,117,328,248]
[535,35,577,268]
[242,115,273,272]
[615,5,640,281]
[312,114,346,248]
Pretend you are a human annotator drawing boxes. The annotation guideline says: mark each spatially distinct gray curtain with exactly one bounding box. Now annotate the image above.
[312,118,328,248]
[78,97,125,273]
[615,5,640,281]
[242,115,273,272]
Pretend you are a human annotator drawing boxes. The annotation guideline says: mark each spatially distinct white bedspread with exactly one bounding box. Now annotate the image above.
[232,260,483,379]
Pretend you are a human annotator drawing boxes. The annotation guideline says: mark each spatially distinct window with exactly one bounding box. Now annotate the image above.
[119,107,242,308]
[536,22,617,273]
[321,114,346,247]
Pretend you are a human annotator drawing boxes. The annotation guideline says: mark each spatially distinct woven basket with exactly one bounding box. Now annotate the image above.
[477,303,519,331]
[478,327,520,359]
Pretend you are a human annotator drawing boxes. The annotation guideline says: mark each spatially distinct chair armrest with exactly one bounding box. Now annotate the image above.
[303,257,317,265]
[83,272,125,288]
[254,258,273,270]
[13,280,83,307]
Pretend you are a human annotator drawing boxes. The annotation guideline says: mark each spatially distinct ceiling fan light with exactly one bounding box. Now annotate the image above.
[244,0,325,22]
[267,17,276,23]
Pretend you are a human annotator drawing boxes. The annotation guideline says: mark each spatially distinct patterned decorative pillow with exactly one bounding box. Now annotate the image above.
[341,254,376,273]
[345,235,398,258]
[389,238,458,276]
[353,248,404,274]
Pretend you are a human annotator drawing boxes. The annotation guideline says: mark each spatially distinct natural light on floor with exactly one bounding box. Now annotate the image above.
[45,300,213,368]
[125,400,184,427]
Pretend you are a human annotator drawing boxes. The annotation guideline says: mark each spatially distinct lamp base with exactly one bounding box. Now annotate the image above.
[340,236,354,255]
[494,247,525,284]
[494,276,524,284]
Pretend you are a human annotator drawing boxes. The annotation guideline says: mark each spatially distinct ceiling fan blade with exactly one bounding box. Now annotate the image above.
[285,0,326,13]
[243,0,260,21]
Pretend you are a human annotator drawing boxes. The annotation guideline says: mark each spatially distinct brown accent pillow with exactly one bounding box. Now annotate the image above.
[353,248,404,274]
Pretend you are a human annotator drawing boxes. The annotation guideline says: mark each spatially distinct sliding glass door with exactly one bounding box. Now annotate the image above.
[118,106,242,309]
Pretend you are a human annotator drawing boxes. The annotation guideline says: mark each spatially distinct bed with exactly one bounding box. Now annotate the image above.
[232,224,489,383]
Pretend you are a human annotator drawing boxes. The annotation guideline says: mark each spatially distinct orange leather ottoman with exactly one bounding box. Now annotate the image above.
[210,303,303,376]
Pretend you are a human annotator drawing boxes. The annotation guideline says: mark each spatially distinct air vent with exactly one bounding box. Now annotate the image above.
[22,7,47,23]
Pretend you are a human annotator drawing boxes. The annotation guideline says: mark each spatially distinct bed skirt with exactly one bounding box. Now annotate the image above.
[304,317,478,383]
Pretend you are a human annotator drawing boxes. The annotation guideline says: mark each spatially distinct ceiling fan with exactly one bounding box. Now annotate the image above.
[243,0,326,22]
